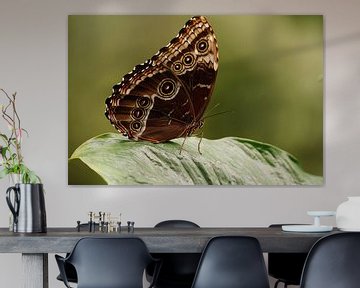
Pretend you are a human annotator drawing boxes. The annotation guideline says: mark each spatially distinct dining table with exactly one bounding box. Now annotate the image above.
[0,226,340,288]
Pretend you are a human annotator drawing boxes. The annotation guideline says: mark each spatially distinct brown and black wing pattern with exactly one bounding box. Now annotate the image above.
[105,16,218,143]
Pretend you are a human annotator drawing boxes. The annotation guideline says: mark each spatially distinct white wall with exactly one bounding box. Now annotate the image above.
[0,0,359,287]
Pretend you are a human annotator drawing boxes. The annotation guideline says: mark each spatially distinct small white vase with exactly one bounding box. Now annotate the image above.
[336,197,360,231]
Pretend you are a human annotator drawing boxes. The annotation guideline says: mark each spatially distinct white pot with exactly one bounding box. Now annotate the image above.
[336,197,360,231]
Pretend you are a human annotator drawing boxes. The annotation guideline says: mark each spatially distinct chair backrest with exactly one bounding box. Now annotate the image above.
[268,224,308,285]
[191,236,270,288]
[155,219,200,228]
[300,232,360,288]
[150,220,201,287]
[66,237,154,288]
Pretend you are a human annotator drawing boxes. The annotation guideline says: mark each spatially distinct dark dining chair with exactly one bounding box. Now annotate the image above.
[268,224,308,288]
[191,236,270,288]
[56,223,99,284]
[300,232,360,288]
[55,237,160,288]
[147,220,201,288]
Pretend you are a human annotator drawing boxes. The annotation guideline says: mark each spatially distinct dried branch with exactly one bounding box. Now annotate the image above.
[0,88,40,183]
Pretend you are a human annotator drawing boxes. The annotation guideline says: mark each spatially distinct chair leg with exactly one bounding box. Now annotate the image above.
[274,280,288,288]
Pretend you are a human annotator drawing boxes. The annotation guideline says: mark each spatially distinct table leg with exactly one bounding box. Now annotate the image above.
[22,253,48,288]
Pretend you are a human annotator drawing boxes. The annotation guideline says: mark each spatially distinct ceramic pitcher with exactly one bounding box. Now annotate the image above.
[6,183,47,233]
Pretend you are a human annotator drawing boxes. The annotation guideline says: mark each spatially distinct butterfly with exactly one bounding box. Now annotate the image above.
[105,16,218,143]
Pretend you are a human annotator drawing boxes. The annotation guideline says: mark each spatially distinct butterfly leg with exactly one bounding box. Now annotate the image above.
[179,137,187,155]
[197,132,204,155]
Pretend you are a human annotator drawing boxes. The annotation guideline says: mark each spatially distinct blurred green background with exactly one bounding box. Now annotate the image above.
[68,15,323,185]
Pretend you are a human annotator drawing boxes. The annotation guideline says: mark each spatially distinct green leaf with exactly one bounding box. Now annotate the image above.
[0,133,9,142]
[18,164,41,184]
[21,128,29,137]
[0,146,8,157]
[69,133,322,185]
[0,168,9,179]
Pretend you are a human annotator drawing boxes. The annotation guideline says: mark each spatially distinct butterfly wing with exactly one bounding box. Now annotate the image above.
[105,16,218,142]
[106,67,194,142]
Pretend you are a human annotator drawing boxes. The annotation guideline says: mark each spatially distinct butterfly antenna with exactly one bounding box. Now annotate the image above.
[203,103,221,118]
[203,102,233,120]
[202,110,233,120]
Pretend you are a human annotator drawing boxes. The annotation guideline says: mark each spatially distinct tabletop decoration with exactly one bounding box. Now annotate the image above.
[282,211,335,233]
[336,197,360,231]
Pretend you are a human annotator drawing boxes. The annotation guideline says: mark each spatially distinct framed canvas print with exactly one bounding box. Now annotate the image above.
[68,15,323,185]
